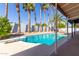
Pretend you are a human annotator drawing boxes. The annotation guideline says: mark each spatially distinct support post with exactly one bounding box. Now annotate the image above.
[71,22,73,38]
[73,23,75,36]
[55,3,58,54]
[67,19,69,37]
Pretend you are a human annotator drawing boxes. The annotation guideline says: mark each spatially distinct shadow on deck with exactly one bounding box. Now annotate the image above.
[51,31,79,56]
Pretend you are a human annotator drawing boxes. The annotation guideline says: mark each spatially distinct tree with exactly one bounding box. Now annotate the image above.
[23,3,35,32]
[5,3,8,19]
[0,17,11,35]
[47,12,51,31]
[48,13,66,28]
[16,3,21,33]
[34,4,37,25]
[53,14,66,28]
[42,4,49,32]
[39,4,42,32]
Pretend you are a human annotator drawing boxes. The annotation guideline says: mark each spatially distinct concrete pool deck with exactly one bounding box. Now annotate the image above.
[0,32,54,56]
[0,41,40,56]
[0,32,69,56]
[51,31,79,56]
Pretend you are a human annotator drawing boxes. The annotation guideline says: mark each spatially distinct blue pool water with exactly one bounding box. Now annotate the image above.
[20,33,66,45]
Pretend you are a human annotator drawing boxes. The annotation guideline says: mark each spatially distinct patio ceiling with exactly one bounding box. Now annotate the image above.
[53,3,79,20]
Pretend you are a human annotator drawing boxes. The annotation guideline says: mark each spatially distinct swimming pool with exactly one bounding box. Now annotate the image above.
[19,33,66,45]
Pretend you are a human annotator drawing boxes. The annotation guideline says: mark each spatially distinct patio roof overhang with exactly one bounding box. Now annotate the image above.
[52,3,79,23]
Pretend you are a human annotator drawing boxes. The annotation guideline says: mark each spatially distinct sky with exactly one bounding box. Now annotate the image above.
[0,3,71,27]
[0,3,57,25]
[0,3,72,31]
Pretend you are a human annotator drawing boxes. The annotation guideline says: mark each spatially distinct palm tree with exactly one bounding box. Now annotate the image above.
[34,4,37,25]
[54,14,64,28]
[48,12,51,31]
[23,3,35,32]
[48,4,54,31]
[39,4,42,32]
[48,17,54,30]
[16,3,21,33]
[42,4,49,32]
[49,13,66,28]
[5,3,8,19]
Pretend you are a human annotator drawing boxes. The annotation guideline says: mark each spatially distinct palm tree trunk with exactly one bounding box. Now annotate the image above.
[16,3,21,33]
[34,9,37,32]
[18,9,21,33]
[44,9,46,32]
[5,3,8,19]
[48,13,50,31]
[28,9,31,32]
[34,9,37,24]
[39,5,42,32]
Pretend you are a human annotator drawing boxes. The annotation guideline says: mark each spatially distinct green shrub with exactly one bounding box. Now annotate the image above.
[33,23,48,27]
[33,23,40,26]
[42,23,47,26]
[0,17,11,36]
[75,24,79,28]
[57,23,65,28]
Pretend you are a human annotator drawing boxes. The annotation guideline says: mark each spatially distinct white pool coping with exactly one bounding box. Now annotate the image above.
[0,32,66,43]
[0,32,57,43]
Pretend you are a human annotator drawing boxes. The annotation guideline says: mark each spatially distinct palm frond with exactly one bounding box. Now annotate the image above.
[23,3,35,11]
